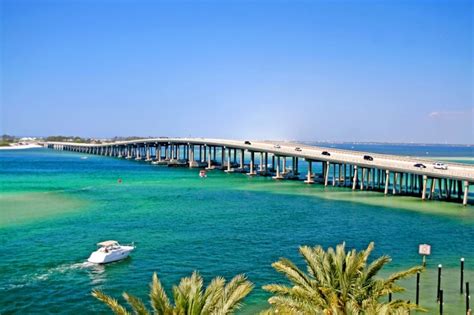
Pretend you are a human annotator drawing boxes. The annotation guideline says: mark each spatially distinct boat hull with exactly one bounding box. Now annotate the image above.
[87,246,134,264]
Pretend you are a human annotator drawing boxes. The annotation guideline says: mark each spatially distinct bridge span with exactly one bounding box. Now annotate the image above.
[44,138,474,206]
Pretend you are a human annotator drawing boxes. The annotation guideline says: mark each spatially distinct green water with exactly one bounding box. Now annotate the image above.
[0,148,472,314]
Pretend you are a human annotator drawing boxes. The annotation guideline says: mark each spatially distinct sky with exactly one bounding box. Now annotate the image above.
[1,0,472,144]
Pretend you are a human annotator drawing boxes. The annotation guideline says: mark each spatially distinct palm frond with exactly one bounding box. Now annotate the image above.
[149,272,172,314]
[221,274,254,314]
[92,289,131,315]
[122,292,150,315]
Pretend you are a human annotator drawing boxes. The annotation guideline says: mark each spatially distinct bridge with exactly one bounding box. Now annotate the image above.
[44,138,474,206]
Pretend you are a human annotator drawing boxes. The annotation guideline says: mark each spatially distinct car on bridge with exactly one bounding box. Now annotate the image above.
[295,147,302,152]
[414,163,426,169]
[321,151,331,156]
[244,141,251,145]
[274,144,281,149]
[433,162,448,170]
[364,155,373,161]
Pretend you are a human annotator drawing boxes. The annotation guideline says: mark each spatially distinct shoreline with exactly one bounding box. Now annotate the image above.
[0,144,42,150]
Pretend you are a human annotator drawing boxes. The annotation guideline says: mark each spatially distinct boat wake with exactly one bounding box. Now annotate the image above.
[0,261,100,291]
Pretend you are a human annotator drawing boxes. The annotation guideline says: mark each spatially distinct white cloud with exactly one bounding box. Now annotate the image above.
[428,108,473,119]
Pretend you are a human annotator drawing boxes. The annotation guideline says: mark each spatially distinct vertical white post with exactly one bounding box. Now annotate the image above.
[304,160,314,184]
[463,181,469,206]
[324,162,330,186]
[422,175,428,200]
[352,166,358,190]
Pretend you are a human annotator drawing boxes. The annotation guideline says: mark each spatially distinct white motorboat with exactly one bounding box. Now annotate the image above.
[88,240,135,264]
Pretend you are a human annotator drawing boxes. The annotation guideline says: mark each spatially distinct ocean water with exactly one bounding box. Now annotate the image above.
[0,145,473,314]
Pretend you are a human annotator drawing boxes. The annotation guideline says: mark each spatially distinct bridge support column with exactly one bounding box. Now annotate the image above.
[264,153,268,174]
[430,178,436,200]
[463,181,469,206]
[332,164,336,186]
[221,147,225,167]
[352,166,358,190]
[361,168,366,190]
[259,152,264,173]
[437,178,443,199]
[135,146,140,160]
[273,156,283,179]
[146,145,151,161]
[226,148,232,172]
[447,179,452,199]
[240,149,245,170]
[324,162,330,186]
[206,146,212,169]
[392,173,398,195]
[188,145,194,167]
[384,170,390,195]
[304,160,314,184]
[343,164,347,186]
[421,175,428,200]
[247,152,256,176]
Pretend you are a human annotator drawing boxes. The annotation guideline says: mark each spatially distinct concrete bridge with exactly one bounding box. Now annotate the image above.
[44,138,474,206]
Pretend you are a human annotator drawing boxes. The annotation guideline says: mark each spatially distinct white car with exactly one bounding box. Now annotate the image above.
[433,162,448,170]
[274,144,281,149]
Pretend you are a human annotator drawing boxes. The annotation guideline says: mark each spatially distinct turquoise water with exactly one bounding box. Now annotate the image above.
[0,147,473,314]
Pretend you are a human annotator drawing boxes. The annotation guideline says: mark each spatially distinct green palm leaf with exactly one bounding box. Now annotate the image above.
[262,242,423,314]
[92,289,131,315]
[122,292,150,315]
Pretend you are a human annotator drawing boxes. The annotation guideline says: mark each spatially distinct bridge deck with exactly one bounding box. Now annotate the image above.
[45,138,474,182]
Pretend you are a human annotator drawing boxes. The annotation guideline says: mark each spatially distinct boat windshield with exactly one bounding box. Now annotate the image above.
[97,240,119,247]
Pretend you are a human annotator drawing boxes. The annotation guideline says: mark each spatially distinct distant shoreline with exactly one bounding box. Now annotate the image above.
[0,144,42,150]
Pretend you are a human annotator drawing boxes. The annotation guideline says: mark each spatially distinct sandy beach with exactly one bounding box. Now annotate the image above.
[0,143,42,150]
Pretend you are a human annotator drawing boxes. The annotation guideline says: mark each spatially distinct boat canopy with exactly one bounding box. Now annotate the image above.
[97,240,119,247]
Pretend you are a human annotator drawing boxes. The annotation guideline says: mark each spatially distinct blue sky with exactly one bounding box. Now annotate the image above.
[1,0,472,143]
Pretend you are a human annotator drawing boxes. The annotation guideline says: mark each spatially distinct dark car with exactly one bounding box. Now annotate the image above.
[414,163,426,168]
[244,141,251,145]
[295,147,302,152]
[322,151,331,156]
[363,155,373,161]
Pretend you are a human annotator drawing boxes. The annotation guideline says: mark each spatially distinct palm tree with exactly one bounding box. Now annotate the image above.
[262,242,424,315]
[92,271,253,315]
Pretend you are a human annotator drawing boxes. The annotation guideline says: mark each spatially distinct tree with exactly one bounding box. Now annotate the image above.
[262,242,424,315]
[92,271,253,315]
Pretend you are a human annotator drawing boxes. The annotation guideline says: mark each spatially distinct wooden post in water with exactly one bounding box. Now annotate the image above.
[437,264,442,302]
[466,282,470,315]
[416,271,420,306]
[439,289,443,315]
